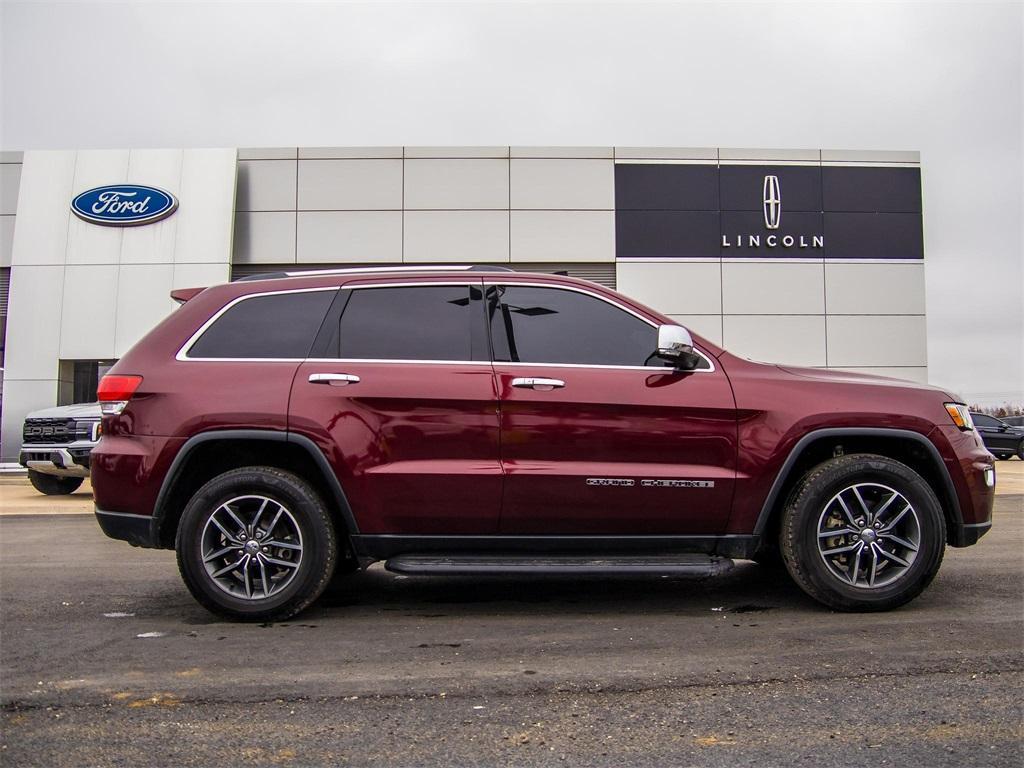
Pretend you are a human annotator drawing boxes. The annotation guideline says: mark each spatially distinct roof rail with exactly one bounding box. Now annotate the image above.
[233,265,516,282]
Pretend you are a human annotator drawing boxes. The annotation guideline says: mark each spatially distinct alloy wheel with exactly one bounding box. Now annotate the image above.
[816,483,921,589]
[200,495,304,600]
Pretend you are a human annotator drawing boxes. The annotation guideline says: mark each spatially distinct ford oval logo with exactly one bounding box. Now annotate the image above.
[71,184,178,227]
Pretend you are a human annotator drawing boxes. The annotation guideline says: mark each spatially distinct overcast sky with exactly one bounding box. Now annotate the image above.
[1,1,1021,405]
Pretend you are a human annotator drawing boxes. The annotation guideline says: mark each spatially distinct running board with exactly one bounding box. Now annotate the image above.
[384,553,734,577]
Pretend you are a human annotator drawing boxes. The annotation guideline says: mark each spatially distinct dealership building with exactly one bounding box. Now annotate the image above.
[0,146,926,462]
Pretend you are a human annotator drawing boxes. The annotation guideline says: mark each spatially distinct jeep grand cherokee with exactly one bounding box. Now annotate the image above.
[90,266,995,620]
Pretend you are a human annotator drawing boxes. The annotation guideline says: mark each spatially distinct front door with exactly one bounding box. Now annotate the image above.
[487,283,737,535]
[289,280,501,535]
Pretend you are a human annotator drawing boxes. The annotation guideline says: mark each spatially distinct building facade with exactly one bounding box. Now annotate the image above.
[0,146,926,462]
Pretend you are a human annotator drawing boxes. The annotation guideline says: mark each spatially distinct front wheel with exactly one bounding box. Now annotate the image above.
[780,454,946,612]
[175,467,337,621]
[28,470,84,496]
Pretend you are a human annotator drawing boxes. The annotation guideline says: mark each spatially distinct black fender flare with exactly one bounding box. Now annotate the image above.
[752,427,965,541]
[151,429,360,547]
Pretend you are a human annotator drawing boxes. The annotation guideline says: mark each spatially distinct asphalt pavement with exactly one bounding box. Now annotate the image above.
[1,465,1022,766]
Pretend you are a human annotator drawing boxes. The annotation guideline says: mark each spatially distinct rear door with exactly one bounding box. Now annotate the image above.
[487,282,737,535]
[289,279,502,535]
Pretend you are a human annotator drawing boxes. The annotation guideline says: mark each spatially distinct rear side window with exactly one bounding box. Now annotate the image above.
[187,290,336,359]
[335,285,477,361]
[488,285,677,367]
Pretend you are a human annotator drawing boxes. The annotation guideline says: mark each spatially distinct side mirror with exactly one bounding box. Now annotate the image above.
[655,325,701,370]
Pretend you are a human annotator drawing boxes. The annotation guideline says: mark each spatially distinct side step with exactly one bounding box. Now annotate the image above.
[384,553,734,577]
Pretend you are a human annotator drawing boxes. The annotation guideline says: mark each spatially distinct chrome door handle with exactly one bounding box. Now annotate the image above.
[511,377,565,391]
[308,373,360,386]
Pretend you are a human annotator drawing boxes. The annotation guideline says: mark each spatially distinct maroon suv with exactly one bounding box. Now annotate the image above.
[91,266,995,620]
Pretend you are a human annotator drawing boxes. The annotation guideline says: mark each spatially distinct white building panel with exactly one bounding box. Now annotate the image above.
[510,159,614,210]
[825,262,926,315]
[724,315,828,367]
[297,211,402,263]
[236,160,297,212]
[667,314,724,346]
[827,315,929,368]
[403,210,509,263]
[58,264,118,359]
[616,260,722,315]
[404,159,509,210]
[297,159,402,211]
[722,262,825,315]
[233,212,295,264]
[8,151,76,266]
[510,210,614,262]
[114,264,175,356]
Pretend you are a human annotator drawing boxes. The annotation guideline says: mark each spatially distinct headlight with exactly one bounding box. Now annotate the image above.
[944,403,975,432]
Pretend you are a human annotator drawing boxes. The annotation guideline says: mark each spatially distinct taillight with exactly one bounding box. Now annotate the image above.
[97,375,143,415]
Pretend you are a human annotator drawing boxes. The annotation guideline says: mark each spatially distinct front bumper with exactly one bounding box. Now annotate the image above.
[19,444,93,478]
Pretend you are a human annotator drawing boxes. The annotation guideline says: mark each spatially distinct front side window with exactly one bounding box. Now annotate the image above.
[972,414,998,428]
[335,285,478,361]
[487,285,683,368]
[188,290,336,359]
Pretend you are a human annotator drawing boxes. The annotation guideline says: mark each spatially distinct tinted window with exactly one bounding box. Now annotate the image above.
[972,414,998,427]
[188,290,335,359]
[337,286,474,361]
[488,285,678,367]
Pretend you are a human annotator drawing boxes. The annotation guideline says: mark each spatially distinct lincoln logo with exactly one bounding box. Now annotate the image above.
[763,175,781,229]
[721,173,824,250]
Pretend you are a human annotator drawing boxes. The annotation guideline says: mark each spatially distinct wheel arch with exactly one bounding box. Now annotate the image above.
[151,430,359,549]
[753,428,964,550]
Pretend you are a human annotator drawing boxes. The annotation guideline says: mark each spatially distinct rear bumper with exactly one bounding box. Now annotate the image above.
[95,508,158,548]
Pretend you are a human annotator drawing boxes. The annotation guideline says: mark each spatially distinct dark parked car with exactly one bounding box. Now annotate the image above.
[970,412,1024,460]
[91,266,995,621]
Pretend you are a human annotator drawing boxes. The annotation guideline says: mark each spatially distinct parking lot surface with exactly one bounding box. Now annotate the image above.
[1,465,1022,766]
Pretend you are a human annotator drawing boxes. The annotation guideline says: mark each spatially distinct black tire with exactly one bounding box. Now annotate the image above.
[28,470,84,496]
[1018,443,1024,460]
[175,466,337,621]
[995,453,1011,461]
[779,453,946,612]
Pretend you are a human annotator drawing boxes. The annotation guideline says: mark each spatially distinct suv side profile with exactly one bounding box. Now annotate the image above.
[91,267,995,620]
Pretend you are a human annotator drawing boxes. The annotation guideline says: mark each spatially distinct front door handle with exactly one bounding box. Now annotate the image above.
[309,373,360,386]
[511,377,565,391]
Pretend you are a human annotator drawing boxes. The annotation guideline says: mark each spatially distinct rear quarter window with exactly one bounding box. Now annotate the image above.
[187,289,336,359]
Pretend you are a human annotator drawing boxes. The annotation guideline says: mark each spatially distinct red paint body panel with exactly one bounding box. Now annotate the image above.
[289,361,502,534]
[494,365,736,534]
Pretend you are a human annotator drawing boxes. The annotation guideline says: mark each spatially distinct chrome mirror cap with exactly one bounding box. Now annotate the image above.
[657,324,694,358]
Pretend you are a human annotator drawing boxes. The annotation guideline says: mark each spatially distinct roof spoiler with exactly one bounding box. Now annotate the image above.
[170,287,206,305]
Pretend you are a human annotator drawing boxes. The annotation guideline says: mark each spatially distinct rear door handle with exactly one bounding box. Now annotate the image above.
[511,377,565,391]
[309,373,360,386]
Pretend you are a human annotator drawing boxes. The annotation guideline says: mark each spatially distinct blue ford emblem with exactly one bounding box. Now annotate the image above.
[71,184,178,226]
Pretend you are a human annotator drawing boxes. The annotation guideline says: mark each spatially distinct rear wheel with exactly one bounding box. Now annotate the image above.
[28,470,84,496]
[780,454,945,612]
[175,467,337,621]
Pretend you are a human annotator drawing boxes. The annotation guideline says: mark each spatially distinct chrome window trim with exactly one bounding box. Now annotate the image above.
[176,279,715,372]
[484,281,716,373]
[176,286,339,362]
